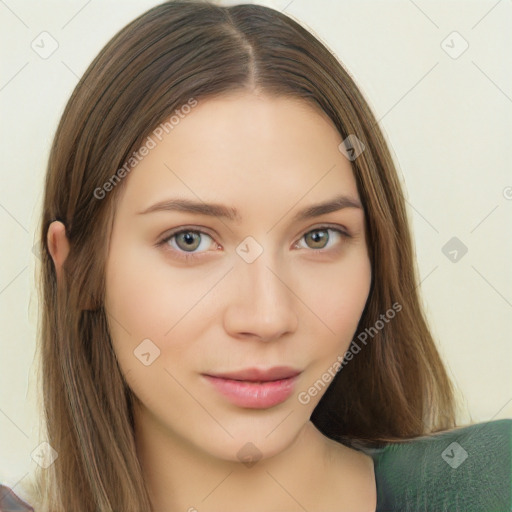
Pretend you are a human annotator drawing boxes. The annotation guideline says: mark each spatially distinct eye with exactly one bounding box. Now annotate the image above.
[157,224,350,262]
[158,228,218,260]
[294,226,349,251]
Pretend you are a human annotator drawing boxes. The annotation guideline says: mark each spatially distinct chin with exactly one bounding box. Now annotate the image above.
[194,416,307,464]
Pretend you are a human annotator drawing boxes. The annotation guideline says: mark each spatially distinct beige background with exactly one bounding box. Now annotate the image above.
[1,0,511,494]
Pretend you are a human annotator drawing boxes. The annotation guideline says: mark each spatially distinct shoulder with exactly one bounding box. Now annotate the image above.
[0,484,34,512]
[363,419,512,512]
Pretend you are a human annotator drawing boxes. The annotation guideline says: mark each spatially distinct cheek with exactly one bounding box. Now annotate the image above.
[302,251,371,334]
[104,244,230,397]
[291,255,371,409]
[295,251,371,373]
[105,244,215,341]
[104,247,213,416]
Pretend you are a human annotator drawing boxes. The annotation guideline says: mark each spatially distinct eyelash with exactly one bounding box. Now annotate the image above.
[156,225,351,262]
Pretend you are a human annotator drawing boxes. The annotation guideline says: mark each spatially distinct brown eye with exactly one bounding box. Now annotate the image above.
[175,231,202,252]
[304,229,330,249]
[295,226,349,252]
[160,229,216,257]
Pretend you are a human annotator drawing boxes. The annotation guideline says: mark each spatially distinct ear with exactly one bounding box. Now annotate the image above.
[47,220,70,283]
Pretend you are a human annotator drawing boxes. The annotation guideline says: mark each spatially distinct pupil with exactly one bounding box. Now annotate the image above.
[309,230,327,248]
[179,232,199,250]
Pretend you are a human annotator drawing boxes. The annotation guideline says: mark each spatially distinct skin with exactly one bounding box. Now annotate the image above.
[48,92,376,511]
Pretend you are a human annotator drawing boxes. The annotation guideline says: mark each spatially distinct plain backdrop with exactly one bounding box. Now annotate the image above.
[1,0,511,491]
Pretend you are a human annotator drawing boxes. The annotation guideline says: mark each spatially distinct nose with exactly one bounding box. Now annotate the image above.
[223,251,299,342]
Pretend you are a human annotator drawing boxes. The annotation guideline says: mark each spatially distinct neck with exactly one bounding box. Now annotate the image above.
[134,406,375,512]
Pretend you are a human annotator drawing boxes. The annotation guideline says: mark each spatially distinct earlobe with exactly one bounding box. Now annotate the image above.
[47,220,70,282]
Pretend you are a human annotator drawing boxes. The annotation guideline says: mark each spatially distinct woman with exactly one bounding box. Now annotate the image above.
[2,1,466,510]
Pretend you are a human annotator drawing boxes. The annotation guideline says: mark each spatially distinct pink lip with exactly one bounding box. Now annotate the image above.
[207,366,301,382]
[202,366,301,409]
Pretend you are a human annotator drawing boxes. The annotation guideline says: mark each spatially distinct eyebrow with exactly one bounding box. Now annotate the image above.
[138,194,362,222]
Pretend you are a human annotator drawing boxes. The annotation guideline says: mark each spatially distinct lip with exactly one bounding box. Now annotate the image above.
[202,366,301,409]
[206,366,301,382]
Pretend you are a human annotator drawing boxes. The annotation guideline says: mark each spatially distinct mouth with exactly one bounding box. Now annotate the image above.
[202,366,302,409]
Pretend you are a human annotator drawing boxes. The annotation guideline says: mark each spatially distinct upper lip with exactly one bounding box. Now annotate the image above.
[204,366,301,382]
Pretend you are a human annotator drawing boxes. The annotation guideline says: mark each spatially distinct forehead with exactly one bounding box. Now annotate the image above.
[115,92,360,217]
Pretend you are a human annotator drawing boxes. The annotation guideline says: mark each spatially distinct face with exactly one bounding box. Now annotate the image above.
[104,92,372,462]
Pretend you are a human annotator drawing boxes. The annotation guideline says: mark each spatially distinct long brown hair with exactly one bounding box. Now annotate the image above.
[31,1,458,510]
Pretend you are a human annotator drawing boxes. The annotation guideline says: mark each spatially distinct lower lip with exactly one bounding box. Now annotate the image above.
[203,374,299,409]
